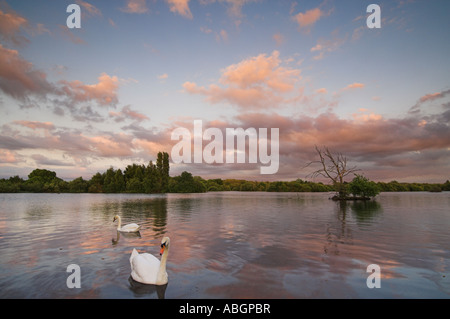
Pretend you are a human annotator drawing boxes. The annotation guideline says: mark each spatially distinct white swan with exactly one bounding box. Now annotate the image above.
[130,237,170,285]
[113,215,141,233]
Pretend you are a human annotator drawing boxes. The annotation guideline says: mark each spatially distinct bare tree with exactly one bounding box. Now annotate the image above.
[307,145,359,198]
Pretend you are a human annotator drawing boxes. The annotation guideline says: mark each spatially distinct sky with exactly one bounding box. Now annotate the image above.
[0,0,449,183]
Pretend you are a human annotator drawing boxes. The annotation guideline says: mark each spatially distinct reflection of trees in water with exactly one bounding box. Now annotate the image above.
[350,200,382,225]
[90,196,169,236]
[324,201,352,256]
[121,197,168,236]
[171,195,204,221]
[25,203,53,221]
[324,200,383,256]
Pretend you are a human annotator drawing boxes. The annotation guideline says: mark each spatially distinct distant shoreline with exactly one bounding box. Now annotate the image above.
[1,157,449,194]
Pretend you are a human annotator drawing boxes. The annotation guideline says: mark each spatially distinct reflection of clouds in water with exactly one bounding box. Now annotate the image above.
[2,192,449,298]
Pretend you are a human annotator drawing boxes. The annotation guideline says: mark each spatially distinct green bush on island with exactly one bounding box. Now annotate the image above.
[348,174,380,199]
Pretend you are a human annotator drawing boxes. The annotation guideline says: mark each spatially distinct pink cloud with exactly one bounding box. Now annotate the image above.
[409,89,450,114]
[419,91,445,103]
[183,51,302,110]
[0,149,18,163]
[1,100,449,182]
[343,82,365,90]
[60,73,119,106]
[87,134,134,157]
[1,45,123,120]
[0,7,29,45]
[121,0,149,14]
[293,7,323,31]
[76,0,102,17]
[14,121,55,131]
[0,44,55,100]
[166,0,193,19]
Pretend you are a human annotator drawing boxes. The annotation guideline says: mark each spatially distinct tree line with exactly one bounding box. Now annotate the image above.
[0,169,448,195]
[0,152,172,194]
[0,150,449,194]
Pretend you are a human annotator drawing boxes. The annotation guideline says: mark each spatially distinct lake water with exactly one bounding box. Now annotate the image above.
[0,192,449,299]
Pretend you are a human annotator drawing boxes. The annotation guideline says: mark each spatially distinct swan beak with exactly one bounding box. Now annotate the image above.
[160,243,166,255]
[113,217,116,222]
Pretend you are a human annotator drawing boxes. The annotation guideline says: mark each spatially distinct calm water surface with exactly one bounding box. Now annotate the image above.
[0,192,449,298]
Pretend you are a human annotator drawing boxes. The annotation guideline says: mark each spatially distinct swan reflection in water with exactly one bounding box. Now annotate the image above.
[128,276,168,299]
[111,230,141,245]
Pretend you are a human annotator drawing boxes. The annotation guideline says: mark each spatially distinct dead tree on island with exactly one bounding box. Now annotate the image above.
[307,145,360,199]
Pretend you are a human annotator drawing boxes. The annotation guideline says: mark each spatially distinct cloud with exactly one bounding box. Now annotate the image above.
[158,73,169,80]
[0,124,136,160]
[1,98,449,182]
[216,29,228,43]
[352,108,382,122]
[0,44,55,100]
[58,24,86,45]
[311,31,347,60]
[121,0,149,14]
[419,89,450,103]
[0,44,124,122]
[145,103,450,182]
[229,108,450,181]
[31,154,73,167]
[183,50,302,110]
[60,73,119,107]
[76,0,102,17]
[109,105,150,122]
[409,88,450,114]
[0,149,18,164]
[292,7,323,32]
[200,26,213,34]
[166,0,193,19]
[0,7,29,45]
[200,0,256,27]
[13,121,55,131]
[342,82,365,90]
[272,33,284,46]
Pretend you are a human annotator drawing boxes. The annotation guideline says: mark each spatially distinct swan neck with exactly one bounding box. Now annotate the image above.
[116,216,122,230]
[157,247,169,280]
[160,247,169,269]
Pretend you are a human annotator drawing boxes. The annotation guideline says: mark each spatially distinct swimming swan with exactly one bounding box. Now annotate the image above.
[113,215,141,233]
[130,237,170,285]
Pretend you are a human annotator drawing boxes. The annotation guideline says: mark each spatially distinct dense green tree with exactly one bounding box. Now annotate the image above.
[68,177,88,193]
[349,174,380,198]
[22,169,64,193]
[103,167,116,193]
[88,172,104,193]
[169,171,206,193]
[114,169,125,193]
